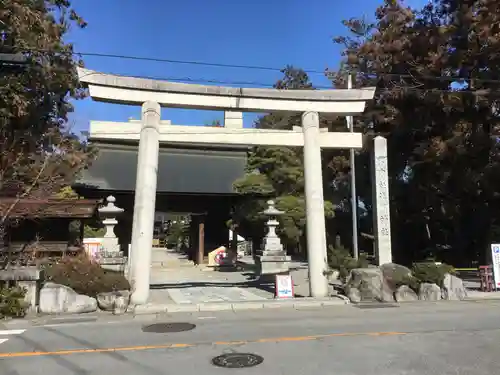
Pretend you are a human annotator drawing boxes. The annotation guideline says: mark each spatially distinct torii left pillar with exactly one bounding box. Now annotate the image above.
[129,101,161,305]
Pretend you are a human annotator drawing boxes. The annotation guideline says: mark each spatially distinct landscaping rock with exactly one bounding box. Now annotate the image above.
[345,268,395,303]
[442,273,467,301]
[418,283,441,301]
[380,263,413,290]
[97,290,131,315]
[395,285,418,302]
[346,286,362,303]
[327,269,340,282]
[39,282,97,314]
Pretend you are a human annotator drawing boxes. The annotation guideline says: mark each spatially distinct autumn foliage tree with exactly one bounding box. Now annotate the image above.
[326,0,500,265]
[0,1,95,232]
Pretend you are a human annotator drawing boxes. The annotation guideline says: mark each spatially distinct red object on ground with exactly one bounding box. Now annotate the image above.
[479,265,494,292]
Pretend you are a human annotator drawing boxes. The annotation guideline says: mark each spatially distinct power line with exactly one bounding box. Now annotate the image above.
[80,71,279,88]
[8,47,500,94]
[20,47,500,87]
[18,47,327,75]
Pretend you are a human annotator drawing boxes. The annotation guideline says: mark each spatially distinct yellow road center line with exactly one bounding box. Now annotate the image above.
[0,331,406,358]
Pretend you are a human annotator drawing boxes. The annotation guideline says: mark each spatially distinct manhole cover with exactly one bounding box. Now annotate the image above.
[354,303,399,309]
[142,322,196,333]
[212,353,264,368]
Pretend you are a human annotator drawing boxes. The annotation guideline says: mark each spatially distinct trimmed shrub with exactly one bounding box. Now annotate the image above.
[0,286,28,318]
[327,245,370,280]
[44,255,130,298]
[411,262,455,288]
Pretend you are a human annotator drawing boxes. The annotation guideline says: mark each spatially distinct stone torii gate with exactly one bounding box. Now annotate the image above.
[78,68,391,305]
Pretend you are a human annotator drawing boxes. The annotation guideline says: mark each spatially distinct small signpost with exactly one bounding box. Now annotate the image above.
[275,274,294,299]
[490,244,500,290]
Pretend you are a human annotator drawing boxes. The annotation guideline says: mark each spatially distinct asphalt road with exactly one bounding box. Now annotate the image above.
[1,301,500,374]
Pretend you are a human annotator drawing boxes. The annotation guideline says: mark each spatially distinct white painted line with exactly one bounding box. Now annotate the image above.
[35,320,127,329]
[0,329,25,336]
[0,339,8,344]
[197,316,217,320]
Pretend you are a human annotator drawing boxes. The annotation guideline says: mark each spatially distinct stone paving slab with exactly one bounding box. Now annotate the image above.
[167,286,267,304]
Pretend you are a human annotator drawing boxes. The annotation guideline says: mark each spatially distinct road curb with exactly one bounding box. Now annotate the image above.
[0,297,350,329]
[465,297,500,302]
[133,297,349,315]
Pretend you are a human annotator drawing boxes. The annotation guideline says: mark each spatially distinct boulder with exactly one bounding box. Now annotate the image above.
[346,286,362,303]
[442,273,467,301]
[345,268,395,303]
[97,290,131,315]
[327,269,340,282]
[395,285,418,302]
[418,283,441,301]
[39,282,97,314]
[380,263,413,290]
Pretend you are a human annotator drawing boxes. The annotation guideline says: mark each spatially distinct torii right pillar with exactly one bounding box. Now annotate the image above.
[372,136,393,265]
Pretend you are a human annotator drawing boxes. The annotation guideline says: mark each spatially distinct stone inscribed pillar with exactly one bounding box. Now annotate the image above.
[372,136,393,265]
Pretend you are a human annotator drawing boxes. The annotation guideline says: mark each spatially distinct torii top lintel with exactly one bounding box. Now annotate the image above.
[77,68,376,115]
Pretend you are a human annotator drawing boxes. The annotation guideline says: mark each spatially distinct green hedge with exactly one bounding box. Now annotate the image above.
[327,245,370,279]
[411,262,455,287]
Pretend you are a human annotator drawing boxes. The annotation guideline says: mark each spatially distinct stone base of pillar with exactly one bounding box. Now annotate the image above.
[100,237,120,253]
[255,251,291,278]
[97,250,127,273]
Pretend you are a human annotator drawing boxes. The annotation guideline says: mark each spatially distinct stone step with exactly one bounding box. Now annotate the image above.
[147,248,197,269]
[151,249,189,259]
[151,261,195,267]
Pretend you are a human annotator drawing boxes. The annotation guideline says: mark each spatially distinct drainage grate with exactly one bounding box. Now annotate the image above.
[354,303,399,309]
[142,322,196,333]
[212,353,264,368]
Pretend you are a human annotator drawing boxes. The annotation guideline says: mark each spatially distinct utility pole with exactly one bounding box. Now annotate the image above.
[347,74,359,259]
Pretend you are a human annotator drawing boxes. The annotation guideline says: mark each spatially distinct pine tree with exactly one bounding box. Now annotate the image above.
[233,66,334,256]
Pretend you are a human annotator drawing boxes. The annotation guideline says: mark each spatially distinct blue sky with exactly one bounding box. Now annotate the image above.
[67,0,427,133]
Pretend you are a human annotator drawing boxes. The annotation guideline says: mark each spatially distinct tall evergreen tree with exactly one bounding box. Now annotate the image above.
[232,66,335,255]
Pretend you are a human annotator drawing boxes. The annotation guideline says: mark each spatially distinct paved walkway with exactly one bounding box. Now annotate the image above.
[149,267,275,306]
[147,254,330,307]
[167,287,266,304]
[147,250,500,309]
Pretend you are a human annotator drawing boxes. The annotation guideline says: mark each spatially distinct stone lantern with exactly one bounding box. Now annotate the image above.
[255,200,291,278]
[98,196,124,240]
[97,196,126,271]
